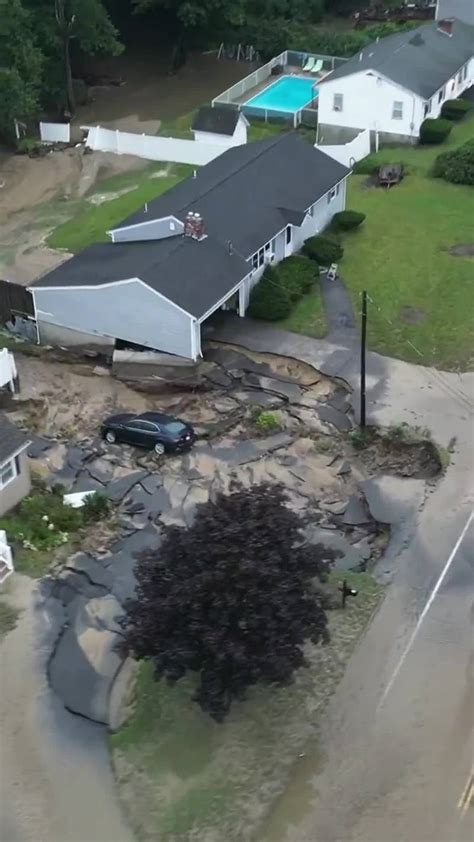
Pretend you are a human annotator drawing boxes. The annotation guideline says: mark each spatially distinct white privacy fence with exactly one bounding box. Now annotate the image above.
[316,129,370,168]
[83,126,227,165]
[39,122,70,143]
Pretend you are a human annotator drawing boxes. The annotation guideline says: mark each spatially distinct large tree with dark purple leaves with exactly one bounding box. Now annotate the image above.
[122,483,335,721]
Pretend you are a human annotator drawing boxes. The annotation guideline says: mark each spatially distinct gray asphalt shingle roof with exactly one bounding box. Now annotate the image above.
[33,133,349,316]
[322,19,474,98]
[0,414,29,464]
[192,105,240,136]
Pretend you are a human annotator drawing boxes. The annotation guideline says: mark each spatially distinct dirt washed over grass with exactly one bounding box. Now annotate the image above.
[111,571,383,842]
[47,163,192,253]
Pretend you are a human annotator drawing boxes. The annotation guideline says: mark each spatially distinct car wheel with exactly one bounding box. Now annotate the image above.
[154,442,165,456]
[105,430,116,444]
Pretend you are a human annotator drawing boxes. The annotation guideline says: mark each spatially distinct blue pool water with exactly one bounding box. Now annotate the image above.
[244,76,318,114]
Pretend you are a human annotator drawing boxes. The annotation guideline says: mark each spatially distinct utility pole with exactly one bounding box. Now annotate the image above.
[360,290,368,428]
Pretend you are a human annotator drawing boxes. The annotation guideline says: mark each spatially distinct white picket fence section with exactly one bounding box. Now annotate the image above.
[0,348,17,392]
[316,129,370,168]
[39,122,70,143]
[0,530,14,584]
[83,126,228,165]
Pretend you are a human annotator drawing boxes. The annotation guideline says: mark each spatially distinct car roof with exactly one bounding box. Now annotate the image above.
[137,411,177,423]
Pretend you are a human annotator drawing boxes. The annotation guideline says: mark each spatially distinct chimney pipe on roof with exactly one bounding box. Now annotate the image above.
[193,169,197,178]
[184,211,194,237]
[437,18,454,36]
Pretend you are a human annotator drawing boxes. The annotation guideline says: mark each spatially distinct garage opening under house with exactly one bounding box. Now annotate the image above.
[30,132,349,361]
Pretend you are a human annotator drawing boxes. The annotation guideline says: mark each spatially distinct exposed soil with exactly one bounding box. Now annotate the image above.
[0,147,154,285]
[449,243,474,257]
[351,431,442,479]
[399,305,426,325]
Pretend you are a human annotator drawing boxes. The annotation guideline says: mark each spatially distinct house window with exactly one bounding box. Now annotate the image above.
[14,455,21,474]
[264,242,271,253]
[392,101,403,120]
[457,71,462,84]
[252,246,269,270]
[336,183,340,196]
[424,99,432,117]
[463,65,467,80]
[0,459,15,488]
[327,187,337,204]
[438,88,444,103]
[286,226,292,245]
[333,93,343,112]
[252,253,259,270]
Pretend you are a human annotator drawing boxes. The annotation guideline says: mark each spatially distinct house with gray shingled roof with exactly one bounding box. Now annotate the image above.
[0,414,31,517]
[316,17,474,145]
[30,133,349,360]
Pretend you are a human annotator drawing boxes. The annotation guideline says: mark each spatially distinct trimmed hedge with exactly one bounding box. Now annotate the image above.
[277,255,316,300]
[247,266,291,320]
[303,235,343,266]
[440,99,471,121]
[432,138,474,185]
[333,210,366,231]
[419,118,452,144]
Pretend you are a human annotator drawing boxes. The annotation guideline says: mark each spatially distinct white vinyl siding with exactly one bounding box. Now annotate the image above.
[34,279,195,359]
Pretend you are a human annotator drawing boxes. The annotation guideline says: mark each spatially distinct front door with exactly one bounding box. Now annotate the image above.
[284,225,292,257]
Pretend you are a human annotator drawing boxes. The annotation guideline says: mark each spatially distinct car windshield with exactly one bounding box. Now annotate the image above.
[162,420,187,434]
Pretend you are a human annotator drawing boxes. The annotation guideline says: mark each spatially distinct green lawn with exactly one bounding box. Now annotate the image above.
[293,114,474,369]
[111,572,383,842]
[47,164,193,253]
[278,285,327,338]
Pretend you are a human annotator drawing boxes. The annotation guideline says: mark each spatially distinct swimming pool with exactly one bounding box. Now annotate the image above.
[244,76,318,114]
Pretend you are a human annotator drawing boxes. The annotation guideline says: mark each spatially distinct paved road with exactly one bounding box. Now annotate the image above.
[211,316,474,842]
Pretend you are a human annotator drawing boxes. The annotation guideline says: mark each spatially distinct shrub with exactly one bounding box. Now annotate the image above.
[440,99,470,121]
[333,210,366,231]
[247,266,291,320]
[352,155,409,176]
[303,235,343,266]
[252,409,281,431]
[432,138,474,185]
[277,255,316,300]
[82,491,110,523]
[419,118,452,144]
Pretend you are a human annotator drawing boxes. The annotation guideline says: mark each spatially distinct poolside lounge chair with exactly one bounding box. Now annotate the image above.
[311,59,324,74]
[303,56,316,72]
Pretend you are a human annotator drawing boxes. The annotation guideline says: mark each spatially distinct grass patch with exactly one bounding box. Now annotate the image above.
[284,115,474,369]
[277,283,327,338]
[47,164,193,253]
[0,488,111,578]
[111,570,383,842]
[0,600,19,639]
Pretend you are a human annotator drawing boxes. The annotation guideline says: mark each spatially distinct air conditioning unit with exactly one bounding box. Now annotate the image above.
[264,252,276,264]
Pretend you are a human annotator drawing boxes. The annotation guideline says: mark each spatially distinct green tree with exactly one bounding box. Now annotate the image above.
[22,0,123,115]
[121,483,334,721]
[0,0,43,143]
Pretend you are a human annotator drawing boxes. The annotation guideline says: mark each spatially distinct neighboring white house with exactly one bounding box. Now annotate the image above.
[0,348,17,393]
[30,133,349,361]
[192,105,249,147]
[0,415,31,518]
[317,17,474,145]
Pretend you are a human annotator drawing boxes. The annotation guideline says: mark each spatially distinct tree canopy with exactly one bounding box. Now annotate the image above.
[122,483,335,721]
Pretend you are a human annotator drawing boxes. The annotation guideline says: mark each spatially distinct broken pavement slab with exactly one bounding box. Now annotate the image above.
[105,470,150,503]
[48,594,124,725]
[360,476,426,525]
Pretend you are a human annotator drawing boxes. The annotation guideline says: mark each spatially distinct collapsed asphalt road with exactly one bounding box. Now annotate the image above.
[211,316,474,842]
